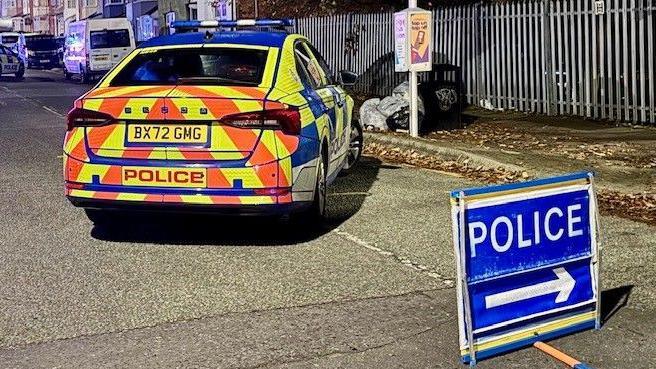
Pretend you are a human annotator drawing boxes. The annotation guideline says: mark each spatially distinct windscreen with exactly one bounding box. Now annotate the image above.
[90,29,131,49]
[1,35,18,44]
[109,47,269,86]
[26,36,58,51]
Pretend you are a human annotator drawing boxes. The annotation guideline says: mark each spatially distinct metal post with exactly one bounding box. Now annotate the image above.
[542,0,555,115]
[588,173,602,330]
[232,0,238,20]
[409,0,419,137]
[475,4,483,108]
[254,0,259,18]
[458,192,476,366]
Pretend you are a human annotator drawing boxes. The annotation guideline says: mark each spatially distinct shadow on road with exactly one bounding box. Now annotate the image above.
[601,285,633,324]
[90,156,390,246]
[0,76,26,83]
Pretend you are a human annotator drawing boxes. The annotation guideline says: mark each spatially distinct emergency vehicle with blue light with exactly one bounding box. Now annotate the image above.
[64,19,363,223]
[0,44,24,78]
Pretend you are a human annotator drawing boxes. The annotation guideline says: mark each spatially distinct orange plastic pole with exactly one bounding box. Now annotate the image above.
[533,341,591,369]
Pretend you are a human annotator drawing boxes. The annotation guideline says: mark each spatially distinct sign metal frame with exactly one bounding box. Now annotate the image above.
[451,172,601,366]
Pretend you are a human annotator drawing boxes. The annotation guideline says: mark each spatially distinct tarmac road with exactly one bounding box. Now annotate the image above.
[0,70,655,368]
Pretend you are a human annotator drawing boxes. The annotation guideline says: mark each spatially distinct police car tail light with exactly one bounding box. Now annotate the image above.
[221,108,301,135]
[67,108,114,131]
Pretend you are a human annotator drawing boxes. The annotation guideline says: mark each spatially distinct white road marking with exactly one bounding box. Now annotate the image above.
[328,192,370,196]
[332,228,454,286]
[0,85,66,119]
[42,105,65,118]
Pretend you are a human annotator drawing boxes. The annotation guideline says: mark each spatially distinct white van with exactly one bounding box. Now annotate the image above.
[64,18,135,82]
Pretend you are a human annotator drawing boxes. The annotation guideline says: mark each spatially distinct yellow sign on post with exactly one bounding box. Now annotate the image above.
[409,11,432,71]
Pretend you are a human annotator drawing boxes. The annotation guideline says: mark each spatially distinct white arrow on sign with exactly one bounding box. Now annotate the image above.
[485,267,575,309]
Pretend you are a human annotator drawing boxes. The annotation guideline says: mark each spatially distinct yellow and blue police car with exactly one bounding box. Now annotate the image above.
[64,19,363,223]
[0,45,25,79]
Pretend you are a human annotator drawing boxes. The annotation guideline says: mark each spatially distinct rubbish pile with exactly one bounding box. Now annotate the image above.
[359,82,425,132]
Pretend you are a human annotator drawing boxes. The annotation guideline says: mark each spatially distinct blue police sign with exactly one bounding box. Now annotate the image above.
[450,172,600,365]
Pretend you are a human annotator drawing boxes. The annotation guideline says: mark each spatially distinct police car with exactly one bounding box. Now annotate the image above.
[0,45,25,79]
[64,19,363,223]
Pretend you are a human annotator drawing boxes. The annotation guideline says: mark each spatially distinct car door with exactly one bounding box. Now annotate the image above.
[0,46,18,73]
[110,29,133,67]
[305,43,350,163]
[293,41,340,174]
[0,47,6,73]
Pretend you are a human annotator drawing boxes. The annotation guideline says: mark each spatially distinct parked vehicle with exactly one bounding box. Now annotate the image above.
[0,44,25,79]
[64,18,135,83]
[55,36,65,67]
[63,19,362,224]
[25,34,60,69]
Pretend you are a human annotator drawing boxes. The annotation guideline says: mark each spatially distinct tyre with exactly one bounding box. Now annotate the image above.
[14,63,24,79]
[433,83,459,113]
[341,121,363,174]
[64,69,71,80]
[296,146,328,222]
[79,65,88,84]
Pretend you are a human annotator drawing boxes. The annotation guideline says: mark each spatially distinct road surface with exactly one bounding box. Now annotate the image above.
[0,70,654,368]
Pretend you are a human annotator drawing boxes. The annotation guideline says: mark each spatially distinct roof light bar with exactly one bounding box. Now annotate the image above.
[171,19,294,29]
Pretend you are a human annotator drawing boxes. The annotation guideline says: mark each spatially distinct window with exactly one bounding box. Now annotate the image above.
[294,42,322,88]
[85,0,97,6]
[26,36,58,50]
[67,0,75,8]
[306,43,334,85]
[109,47,269,86]
[187,3,198,20]
[90,29,130,49]
[1,35,18,44]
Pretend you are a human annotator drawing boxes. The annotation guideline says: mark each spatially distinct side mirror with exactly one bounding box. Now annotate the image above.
[339,70,358,87]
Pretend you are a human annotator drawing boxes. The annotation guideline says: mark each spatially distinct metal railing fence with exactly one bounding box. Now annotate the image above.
[294,0,656,125]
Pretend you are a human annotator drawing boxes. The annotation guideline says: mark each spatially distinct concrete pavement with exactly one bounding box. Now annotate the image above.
[0,70,654,368]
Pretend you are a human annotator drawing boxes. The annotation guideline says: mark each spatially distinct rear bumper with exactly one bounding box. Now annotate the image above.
[67,195,311,215]
[27,57,58,69]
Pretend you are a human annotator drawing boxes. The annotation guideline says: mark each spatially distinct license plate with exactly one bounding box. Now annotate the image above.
[122,167,207,188]
[94,55,109,61]
[127,124,208,144]
[5,64,17,71]
[40,59,49,63]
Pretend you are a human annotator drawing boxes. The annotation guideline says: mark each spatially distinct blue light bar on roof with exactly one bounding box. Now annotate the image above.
[171,19,294,29]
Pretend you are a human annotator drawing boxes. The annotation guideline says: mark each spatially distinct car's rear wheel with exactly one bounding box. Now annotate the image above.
[79,65,88,84]
[295,147,328,222]
[14,63,24,79]
[341,121,363,174]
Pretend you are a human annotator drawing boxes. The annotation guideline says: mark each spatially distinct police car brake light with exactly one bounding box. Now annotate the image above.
[221,108,301,135]
[67,108,114,130]
[170,19,294,30]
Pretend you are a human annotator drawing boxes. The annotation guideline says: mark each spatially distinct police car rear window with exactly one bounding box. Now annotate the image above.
[2,36,18,44]
[110,48,268,86]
